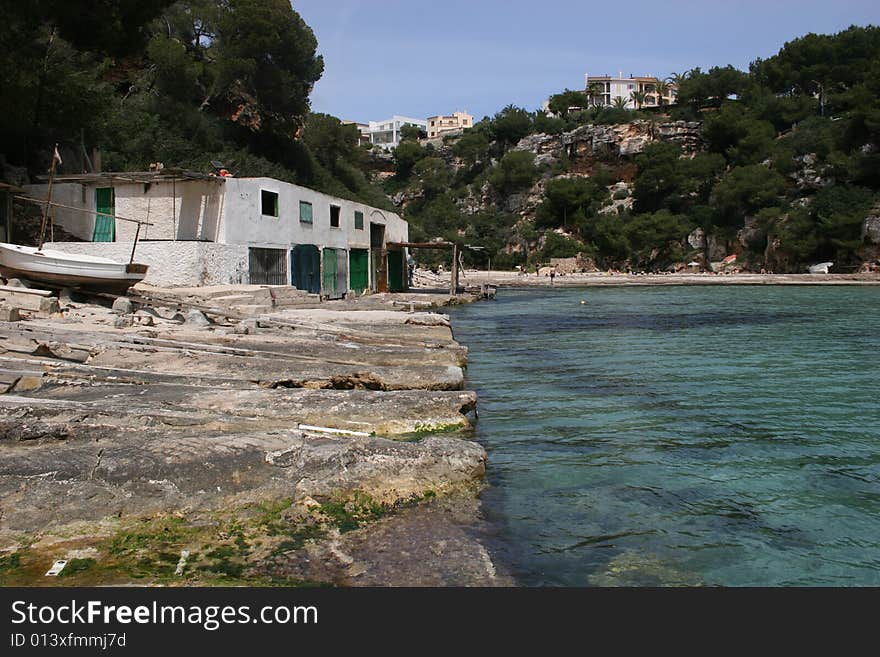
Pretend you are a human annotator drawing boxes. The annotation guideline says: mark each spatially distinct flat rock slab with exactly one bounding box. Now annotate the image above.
[0,421,486,535]
[0,294,495,585]
[1,386,477,436]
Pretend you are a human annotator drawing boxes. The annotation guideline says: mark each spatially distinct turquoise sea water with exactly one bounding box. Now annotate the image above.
[449,286,880,586]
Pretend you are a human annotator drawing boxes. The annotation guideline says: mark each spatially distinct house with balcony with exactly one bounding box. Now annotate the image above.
[426,112,473,139]
[23,170,410,296]
[585,72,678,109]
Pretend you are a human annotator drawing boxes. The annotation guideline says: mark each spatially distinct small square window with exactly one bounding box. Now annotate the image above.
[299,200,313,223]
[330,205,341,228]
[261,190,278,217]
[354,210,364,230]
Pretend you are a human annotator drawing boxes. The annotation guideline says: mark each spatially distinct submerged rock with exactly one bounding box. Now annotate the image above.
[588,551,704,587]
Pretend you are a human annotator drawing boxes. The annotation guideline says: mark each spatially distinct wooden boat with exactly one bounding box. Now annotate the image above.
[0,243,148,294]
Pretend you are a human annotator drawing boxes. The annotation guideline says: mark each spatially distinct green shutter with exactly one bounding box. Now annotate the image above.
[93,187,115,242]
[354,211,364,230]
[299,201,312,223]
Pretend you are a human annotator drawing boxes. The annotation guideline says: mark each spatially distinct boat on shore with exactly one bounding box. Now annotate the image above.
[0,243,148,294]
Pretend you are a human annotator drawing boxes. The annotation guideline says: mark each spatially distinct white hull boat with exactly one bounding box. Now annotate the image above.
[0,243,148,294]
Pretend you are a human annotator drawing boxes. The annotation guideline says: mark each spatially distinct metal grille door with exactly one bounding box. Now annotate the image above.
[248,247,287,285]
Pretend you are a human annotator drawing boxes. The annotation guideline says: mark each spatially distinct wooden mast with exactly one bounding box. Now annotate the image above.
[37,143,60,250]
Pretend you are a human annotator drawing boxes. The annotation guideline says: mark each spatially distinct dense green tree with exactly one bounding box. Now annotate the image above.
[677,65,749,107]
[39,0,176,57]
[407,194,462,241]
[548,89,588,117]
[489,105,532,147]
[210,0,323,138]
[302,113,362,171]
[538,232,583,260]
[750,26,880,103]
[400,124,424,142]
[623,210,692,265]
[811,185,875,263]
[392,141,426,181]
[710,165,786,225]
[587,214,629,265]
[702,103,776,165]
[536,177,606,229]
[452,130,490,165]
[633,143,686,213]
[413,157,451,198]
[461,210,518,263]
[532,111,565,135]
[488,150,538,194]
[772,208,822,268]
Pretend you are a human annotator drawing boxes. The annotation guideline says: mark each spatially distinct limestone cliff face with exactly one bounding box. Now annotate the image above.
[513,120,703,169]
[492,121,702,224]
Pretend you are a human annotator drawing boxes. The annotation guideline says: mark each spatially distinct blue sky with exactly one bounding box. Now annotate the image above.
[294,0,880,122]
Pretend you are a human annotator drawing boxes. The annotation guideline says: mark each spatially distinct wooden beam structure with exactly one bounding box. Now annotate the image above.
[387,240,470,296]
[386,241,454,250]
[450,243,459,297]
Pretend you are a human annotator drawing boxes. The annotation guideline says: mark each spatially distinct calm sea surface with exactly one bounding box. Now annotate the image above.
[449,286,880,586]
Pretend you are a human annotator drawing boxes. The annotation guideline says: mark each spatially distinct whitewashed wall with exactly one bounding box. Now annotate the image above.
[220,178,408,249]
[44,241,248,287]
[24,179,225,242]
[114,180,224,242]
[23,183,92,240]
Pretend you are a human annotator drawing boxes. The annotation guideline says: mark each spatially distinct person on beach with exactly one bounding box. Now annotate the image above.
[550,268,556,285]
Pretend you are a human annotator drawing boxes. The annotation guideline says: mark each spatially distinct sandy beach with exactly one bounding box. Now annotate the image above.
[443,269,880,288]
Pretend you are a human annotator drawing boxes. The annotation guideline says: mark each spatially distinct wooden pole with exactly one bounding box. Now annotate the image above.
[130,222,141,264]
[129,197,145,264]
[450,242,459,297]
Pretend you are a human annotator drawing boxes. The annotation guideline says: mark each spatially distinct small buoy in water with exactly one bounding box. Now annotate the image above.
[580,300,587,305]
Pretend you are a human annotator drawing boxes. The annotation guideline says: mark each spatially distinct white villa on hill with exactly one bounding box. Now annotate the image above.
[585,72,678,109]
[361,116,428,150]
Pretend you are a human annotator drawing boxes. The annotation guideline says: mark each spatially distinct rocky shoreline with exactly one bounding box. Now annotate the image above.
[0,285,511,586]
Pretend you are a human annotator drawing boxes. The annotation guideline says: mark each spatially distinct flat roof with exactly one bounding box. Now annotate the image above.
[36,169,221,184]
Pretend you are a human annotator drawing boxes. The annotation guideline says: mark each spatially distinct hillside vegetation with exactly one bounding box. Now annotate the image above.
[0,0,391,210]
[390,25,880,273]
[1,5,878,273]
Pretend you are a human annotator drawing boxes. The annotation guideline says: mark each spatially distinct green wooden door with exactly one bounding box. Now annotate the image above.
[349,249,369,294]
[93,187,115,242]
[322,247,338,297]
[387,249,406,292]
